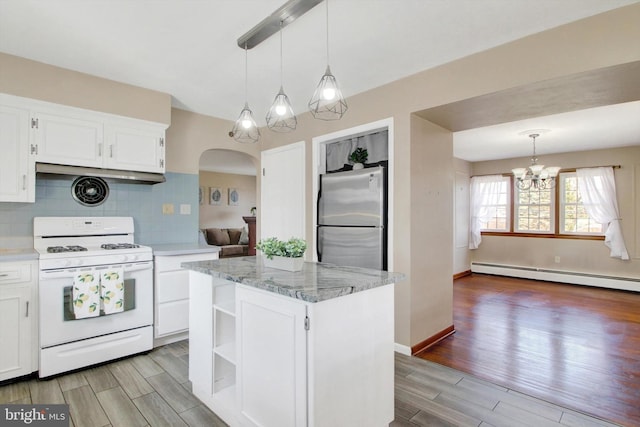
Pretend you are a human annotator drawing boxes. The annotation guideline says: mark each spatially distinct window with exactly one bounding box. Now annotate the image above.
[479,176,510,232]
[475,171,604,239]
[560,172,604,235]
[514,183,554,233]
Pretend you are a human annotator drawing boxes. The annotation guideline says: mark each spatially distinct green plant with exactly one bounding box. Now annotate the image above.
[349,147,368,164]
[255,237,307,259]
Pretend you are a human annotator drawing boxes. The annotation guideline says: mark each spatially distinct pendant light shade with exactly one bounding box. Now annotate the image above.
[309,65,347,120]
[232,102,259,143]
[309,0,347,120]
[233,45,260,143]
[267,22,297,132]
[266,87,296,132]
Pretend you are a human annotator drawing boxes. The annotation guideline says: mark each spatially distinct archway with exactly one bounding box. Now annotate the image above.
[198,149,258,231]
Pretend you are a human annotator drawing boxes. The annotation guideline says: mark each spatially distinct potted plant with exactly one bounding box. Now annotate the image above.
[349,147,368,170]
[255,237,307,271]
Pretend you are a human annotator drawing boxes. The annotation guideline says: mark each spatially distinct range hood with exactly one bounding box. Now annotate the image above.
[36,163,165,184]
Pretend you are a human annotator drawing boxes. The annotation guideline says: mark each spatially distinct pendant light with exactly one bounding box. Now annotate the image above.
[232,45,260,143]
[308,0,347,120]
[266,21,297,132]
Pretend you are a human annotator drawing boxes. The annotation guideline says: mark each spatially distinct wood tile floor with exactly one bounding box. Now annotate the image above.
[1,340,620,426]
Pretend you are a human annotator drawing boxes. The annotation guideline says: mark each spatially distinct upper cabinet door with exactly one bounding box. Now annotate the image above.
[104,124,165,173]
[0,103,34,203]
[33,111,103,168]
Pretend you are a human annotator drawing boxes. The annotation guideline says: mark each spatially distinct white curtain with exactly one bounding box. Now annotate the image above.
[469,175,503,249]
[576,167,629,260]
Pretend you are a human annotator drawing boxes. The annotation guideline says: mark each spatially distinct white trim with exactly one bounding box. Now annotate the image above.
[394,343,411,356]
[311,118,394,270]
[471,262,640,292]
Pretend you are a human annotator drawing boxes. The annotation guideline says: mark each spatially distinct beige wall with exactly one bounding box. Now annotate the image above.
[470,146,639,279]
[453,158,472,275]
[1,4,639,348]
[409,116,454,345]
[0,53,171,124]
[199,171,257,229]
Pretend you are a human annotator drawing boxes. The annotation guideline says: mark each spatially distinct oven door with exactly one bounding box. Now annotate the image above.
[39,261,153,348]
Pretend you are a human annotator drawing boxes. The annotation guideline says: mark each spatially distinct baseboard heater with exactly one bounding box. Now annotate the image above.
[471,262,639,292]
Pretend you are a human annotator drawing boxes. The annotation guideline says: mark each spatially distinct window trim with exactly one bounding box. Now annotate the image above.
[479,172,605,241]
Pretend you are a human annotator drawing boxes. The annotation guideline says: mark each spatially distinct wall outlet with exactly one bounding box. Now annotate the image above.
[162,203,174,215]
[554,255,561,263]
[180,204,191,215]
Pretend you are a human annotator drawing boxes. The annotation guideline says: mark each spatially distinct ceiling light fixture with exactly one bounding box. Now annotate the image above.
[308,0,347,120]
[512,133,560,190]
[266,21,297,132]
[231,45,260,144]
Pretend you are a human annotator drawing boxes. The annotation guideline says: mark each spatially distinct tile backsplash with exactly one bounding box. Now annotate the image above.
[0,172,199,247]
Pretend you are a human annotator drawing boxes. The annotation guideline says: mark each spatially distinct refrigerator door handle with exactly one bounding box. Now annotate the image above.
[317,227,323,261]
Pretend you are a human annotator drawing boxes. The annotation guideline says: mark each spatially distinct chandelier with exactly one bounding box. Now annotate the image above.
[512,133,560,190]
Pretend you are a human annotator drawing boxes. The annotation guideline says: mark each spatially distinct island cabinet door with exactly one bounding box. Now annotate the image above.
[236,285,308,427]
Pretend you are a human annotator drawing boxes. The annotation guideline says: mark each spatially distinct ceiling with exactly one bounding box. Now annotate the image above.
[1,0,638,169]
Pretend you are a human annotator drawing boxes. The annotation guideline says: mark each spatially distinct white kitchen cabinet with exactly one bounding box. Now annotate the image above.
[31,110,104,168]
[105,122,165,173]
[154,252,218,346]
[1,92,167,175]
[236,286,307,427]
[0,260,37,381]
[0,102,34,203]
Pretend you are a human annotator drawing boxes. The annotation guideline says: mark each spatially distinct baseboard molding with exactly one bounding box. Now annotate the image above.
[453,270,472,280]
[394,343,411,356]
[471,262,640,292]
[411,325,455,356]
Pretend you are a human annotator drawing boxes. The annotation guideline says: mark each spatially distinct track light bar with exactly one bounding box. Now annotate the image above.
[237,0,323,49]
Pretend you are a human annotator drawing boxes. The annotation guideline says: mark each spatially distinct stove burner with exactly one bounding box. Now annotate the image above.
[100,243,140,250]
[46,245,88,253]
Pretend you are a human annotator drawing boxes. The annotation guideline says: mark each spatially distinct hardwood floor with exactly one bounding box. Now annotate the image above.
[417,273,640,427]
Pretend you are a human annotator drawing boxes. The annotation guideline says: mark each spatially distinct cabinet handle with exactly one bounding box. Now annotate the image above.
[30,144,38,155]
[98,143,102,157]
[0,273,8,277]
[26,301,29,317]
[22,175,27,190]
[110,145,114,158]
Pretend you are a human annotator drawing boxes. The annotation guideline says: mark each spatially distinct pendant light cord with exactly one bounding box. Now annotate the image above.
[244,43,248,103]
[325,0,330,67]
[280,21,283,87]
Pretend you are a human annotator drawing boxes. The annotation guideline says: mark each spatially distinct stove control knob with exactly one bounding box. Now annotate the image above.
[62,260,72,268]
[74,259,84,267]
[130,254,139,262]
[119,255,128,263]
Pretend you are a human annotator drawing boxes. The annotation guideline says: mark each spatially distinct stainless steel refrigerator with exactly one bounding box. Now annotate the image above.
[317,166,387,270]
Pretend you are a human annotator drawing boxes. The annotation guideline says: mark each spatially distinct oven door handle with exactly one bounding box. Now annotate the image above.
[40,261,152,279]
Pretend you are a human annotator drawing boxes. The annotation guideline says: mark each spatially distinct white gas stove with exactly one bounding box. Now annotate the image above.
[34,217,154,377]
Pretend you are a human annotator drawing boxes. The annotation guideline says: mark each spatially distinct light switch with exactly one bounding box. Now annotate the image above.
[180,204,191,215]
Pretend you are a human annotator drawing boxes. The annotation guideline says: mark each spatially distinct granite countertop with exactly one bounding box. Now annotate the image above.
[182,256,405,303]
[149,243,220,256]
[0,248,39,262]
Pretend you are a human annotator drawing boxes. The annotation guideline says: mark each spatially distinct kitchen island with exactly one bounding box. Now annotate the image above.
[182,256,404,427]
